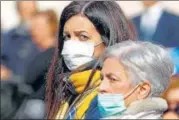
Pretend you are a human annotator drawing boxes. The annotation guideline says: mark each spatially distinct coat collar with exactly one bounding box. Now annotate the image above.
[125,97,168,115]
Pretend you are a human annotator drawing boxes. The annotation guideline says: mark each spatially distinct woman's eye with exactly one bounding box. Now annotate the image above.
[79,34,89,41]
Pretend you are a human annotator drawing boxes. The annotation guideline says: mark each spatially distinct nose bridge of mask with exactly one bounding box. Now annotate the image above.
[98,94,124,102]
[61,40,95,56]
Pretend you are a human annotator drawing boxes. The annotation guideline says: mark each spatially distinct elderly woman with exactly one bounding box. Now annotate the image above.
[97,40,174,119]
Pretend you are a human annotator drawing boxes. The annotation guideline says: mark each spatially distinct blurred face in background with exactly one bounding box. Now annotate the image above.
[30,10,58,50]
[142,1,158,8]
[166,88,179,111]
[17,1,38,22]
[163,87,179,119]
[162,78,179,119]
[31,15,52,43]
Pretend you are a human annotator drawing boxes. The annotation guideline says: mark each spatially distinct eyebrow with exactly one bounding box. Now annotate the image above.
[74,29,89,33]
[63,29,89,34]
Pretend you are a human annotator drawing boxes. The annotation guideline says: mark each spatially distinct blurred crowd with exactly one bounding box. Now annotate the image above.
[1,1,57,119]
[0,1,179,119]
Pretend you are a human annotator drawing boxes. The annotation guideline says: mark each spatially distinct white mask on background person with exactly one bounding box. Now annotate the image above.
[61,40,102,71]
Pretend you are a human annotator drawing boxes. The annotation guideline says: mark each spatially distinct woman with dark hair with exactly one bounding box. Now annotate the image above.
[46,1,136,119]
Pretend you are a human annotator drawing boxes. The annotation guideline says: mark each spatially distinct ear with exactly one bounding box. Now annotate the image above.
[137,81,151,99]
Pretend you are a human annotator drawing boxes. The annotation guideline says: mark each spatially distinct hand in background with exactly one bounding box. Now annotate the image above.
[1,65,12,80]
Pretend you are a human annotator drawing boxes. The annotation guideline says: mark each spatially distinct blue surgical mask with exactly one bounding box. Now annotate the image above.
[97,94,126,118]
[97,83,141,118]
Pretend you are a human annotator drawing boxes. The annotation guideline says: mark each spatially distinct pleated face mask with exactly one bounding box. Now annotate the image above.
[97,94,126,118]
[97,83,142,118]
[62,40,102,71]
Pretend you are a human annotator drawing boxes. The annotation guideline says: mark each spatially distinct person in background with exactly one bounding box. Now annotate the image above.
[1,27,34,119]
[0,1,40,119]
[1,23,13,81]
[1,1,40,82]
[97,40,174,119]
[1,65,13,80]
[162,78,179,119]
[30,10,58,52]
[168,47,179,75]
[12,9,58,119]
[25,9,58,96]
[132,1,179,47]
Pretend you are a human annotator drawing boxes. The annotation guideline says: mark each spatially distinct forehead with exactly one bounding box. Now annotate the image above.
[32,15,47,24]
[64,15,96,32]
[102,57,127,74]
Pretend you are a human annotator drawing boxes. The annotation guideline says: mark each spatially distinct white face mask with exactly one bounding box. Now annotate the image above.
[61,40,102,71]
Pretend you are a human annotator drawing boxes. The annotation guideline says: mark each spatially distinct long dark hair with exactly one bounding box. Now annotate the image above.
[46,1,136,118]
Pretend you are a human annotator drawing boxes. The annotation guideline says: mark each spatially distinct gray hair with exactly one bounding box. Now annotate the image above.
[102,40,174,97]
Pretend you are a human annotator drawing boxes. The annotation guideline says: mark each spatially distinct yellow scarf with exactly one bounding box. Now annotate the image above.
[55,70,101,119]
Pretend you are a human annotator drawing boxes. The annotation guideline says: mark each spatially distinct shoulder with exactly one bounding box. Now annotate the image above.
[163,10,179,21]
[131,14,142,27]
[5,27,17,37]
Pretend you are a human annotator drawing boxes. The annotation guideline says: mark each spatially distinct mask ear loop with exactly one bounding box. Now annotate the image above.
[124,82,143,99]
[95,41,104,47]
